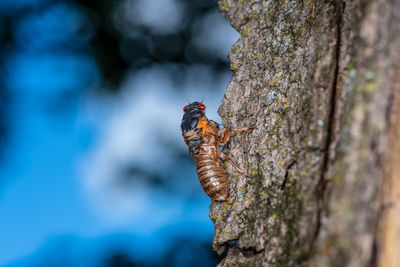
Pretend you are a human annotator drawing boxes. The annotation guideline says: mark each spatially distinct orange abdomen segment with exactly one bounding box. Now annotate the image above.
[196,157,228,201]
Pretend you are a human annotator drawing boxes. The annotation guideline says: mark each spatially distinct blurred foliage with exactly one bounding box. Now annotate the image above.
[0,0,230,265]
[103,237,223,267]
[0,0,231,156]
[118,144,200,197]
[12,234,223,267]
[0,17,11,161]
[74,0,228,88]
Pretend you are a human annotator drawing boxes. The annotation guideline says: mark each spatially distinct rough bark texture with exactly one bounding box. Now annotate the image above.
[210,0,400,266]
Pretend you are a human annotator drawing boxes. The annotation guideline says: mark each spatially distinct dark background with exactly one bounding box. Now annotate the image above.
[0,0,238,266]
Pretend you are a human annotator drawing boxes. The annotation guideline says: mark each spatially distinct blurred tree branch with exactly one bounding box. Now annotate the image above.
[211,0,400,266]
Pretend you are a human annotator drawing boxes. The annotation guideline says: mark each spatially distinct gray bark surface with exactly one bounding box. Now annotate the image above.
[211,1,400,266]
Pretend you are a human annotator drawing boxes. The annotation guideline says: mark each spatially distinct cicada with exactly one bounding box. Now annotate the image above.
[180,102,253,201]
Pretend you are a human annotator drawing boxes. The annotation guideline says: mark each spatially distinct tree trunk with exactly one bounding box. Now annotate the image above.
[211,0,400,266]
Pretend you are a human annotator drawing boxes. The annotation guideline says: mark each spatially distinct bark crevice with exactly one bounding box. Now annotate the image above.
[314,0,344,243]
[281,159,296,190]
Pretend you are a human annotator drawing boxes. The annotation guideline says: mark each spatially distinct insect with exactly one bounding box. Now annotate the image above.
[180,102,253,201]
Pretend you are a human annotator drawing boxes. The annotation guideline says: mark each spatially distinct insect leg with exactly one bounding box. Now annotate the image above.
[218,127,254,147]
[218,128,232,146]
[229,127,255,132]
[219,151,246,175]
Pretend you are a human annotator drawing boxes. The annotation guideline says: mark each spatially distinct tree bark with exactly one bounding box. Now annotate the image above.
[211,0,400,266]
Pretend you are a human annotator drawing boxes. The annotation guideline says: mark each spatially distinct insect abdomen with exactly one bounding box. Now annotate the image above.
[182,128,202,155]
[195,156,228,201]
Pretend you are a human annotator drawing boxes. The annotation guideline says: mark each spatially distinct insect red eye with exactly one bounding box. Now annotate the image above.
[198,104,206,110]
[183,105,188,111]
